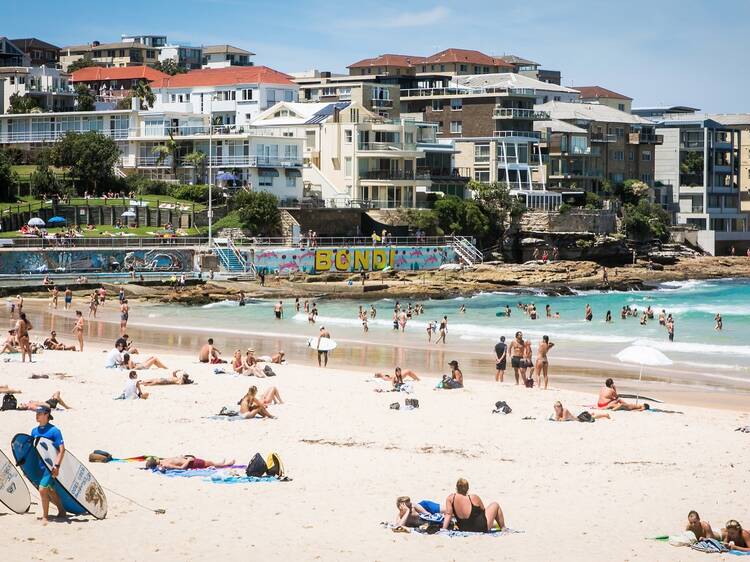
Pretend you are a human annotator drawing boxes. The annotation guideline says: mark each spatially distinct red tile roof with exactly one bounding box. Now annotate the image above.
[574,86,632,101]
[348,53,426,69]
[70,65,168,83]
[424,48,514,69]
[152,66,294,88]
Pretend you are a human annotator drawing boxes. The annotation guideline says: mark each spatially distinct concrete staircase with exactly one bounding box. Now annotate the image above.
[213,238,256,277]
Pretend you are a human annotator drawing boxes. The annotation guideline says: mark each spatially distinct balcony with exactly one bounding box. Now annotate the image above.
[591,133,617,143]
[360,170,415,181]
[357,141,418,151]
[415,168,469,181]
[493,130,541,140]
[0,128,130,144]
[628,132,664,145]
[371,98,393,108]
[493,107,550,120]
[400,86,535,99]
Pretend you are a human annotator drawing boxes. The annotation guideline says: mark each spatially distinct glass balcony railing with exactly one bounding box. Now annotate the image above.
[493,107,550,120]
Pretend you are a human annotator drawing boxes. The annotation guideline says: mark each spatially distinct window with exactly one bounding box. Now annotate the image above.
[286,176,297,188]
[431,99,443,111]
[615,127,624,138]
[459,64,467,72]
[421,65,426,72]
[618,103,625,111]
[284,145,299,160]
[474,170,490,182]
[241,88,253,101]
[259,175,273,187]
[553,96,561,102]
[641,173,653,184]
[642,150,652,161]
[440,64,445,71]
[321,87,336,96]
[628,150,634,161]
[345,129,352,143]
[482,66,489,73]
[344,157,352,177]
[450,98,462,111]
[473,66,480,73]
[474,144,490,163]
[405,132,413,145]
[613,151,624,161]
[450,121,462,134]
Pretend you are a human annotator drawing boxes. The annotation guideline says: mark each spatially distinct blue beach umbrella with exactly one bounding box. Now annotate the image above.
[48,216,66,225]
[216,172,237,181]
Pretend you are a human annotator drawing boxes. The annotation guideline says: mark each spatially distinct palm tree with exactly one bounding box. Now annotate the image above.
[152,133,179,176]
[183,151,206,184]
[132,80,155,110]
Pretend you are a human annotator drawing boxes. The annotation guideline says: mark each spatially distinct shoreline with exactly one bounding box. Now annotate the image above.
[17,298,750,412]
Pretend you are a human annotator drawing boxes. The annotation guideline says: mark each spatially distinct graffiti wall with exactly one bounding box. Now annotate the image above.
[0,249,194,274]
[251,246,457,274]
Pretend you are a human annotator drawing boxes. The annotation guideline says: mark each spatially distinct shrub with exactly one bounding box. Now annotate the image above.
[558,202,571,214]
[212,211,245,231]
[125,175,171,196]
[168,184,210,203]
[575,238,593,248]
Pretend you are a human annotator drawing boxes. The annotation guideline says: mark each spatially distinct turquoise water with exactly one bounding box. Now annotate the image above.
[139,278,750,382]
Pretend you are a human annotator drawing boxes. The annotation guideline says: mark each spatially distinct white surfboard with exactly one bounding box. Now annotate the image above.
[307,337,338,352]
[0,449,30,514]
[35,437,107,520]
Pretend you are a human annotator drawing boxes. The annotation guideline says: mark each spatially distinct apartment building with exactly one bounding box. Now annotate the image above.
[0,66,75,113]
[8,38,60,68]
[0,38,27,67]
[70,66,169,106]
[121,34,168,49]
[159,44,203,69]
[250,101,460,208]
[498,55,561,85]
[292,70,401,119]
[654,113,744,255]
[535,101,660,194]
[0,107,304,201]
[348,49,515,77]
[202,45,254,68]
[60,41,160,71]
[574,86,632,113]
[151,66,298,126]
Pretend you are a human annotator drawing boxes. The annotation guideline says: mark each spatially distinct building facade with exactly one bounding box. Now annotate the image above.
[0,66,75,113]
[0,38,26,67]
[70,66,169,106]
[8,38,60,68]
[574,86,632,113]
[60,41,160,70]
[159,45,203,69]
[201,45,254,68]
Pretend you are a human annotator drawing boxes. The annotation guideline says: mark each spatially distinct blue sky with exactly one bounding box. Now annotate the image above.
[6,0,748,112]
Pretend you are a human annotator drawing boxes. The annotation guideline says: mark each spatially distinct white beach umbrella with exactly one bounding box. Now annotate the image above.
[615,344,672,404]
[121,210,137,218]
[28,217,45,227]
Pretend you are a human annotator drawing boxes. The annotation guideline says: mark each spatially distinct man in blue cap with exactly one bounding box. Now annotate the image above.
[31,404,66,523]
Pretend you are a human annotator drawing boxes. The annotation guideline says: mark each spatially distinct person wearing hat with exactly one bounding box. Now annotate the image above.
[441,360,464,389]
[30,404,67,523]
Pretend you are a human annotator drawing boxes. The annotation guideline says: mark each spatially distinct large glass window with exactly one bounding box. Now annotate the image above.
[474,144,490,163]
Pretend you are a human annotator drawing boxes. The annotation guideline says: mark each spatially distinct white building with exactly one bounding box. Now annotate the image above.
[0,66,75,113]
[151,66,298,127]
[158,44,203,69]
[450,73,580,105]
[201,45,254,68]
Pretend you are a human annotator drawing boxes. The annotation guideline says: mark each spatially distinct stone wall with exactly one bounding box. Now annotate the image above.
[286,208,364,237]
[519,210,617,235]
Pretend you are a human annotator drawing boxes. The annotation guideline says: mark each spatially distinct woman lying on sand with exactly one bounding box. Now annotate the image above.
[722,520,750,552]
[395,496,435,527]
[141,370,193,386]
[551,401,610,422]
[238,385,279,418]
[442,478,505,533]
[145,455,235,471]
[686,511,719,540]
[374,367,420,382]
[122,353,168,370]
[16,391,72,411]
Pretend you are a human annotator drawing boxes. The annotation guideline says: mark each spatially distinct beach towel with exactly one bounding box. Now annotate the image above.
[381,522,521,538]
[149,466,287,484]
[691,538,727,553]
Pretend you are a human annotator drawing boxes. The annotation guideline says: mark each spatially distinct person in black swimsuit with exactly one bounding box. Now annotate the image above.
[442,478,505,533]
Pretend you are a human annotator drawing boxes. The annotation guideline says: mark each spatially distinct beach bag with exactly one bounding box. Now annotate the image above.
[389,402,400,410]
[88,450,113,463]
[246,453,268,477]
[265,452,284,478]
[263,365,276,377]
[577,411,594,423]
[524,377,534,388]
[493,401,512,414]
[1,393,17,411]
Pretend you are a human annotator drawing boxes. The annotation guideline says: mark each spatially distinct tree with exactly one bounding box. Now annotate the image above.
[183,151,206,184]
[0,151,20,202]
[233,191,281,236]
[74,84,95,111]
[470,180,525,249]
[132,80,155,110]
[622,199,671,242]
[151,58,187,76]
[66,58,102,73]
[152,134,179,176]
[52,132,120,194]
[433,196,465,234]
[8,93,39,114]
[29,150,59,197]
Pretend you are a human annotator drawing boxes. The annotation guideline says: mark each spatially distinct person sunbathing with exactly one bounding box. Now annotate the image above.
[722,520,750,552]
[231,350,246,374]
[43,331,76,351]
[145,455,234,471]
[1,330,18,354]
[551,401,610,421]
[17,391,72,411]
[270,351,285,364]
[141,370,193,386]
[238,386,277,418]
[687,510,718,541]
[442,478,505,533]
[374,367,420,382]
[121,353,168,370]
[597,378,649,411]
[395,496,433,527]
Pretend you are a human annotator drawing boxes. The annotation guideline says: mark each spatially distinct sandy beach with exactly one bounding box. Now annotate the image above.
[1,332,749,561]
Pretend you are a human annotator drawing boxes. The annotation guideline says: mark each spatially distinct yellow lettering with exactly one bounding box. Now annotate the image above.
[390,248,396,267]
[372,249,387,270]
[315,250,332,272]
[335,249,350,271]
[353,249,370,271]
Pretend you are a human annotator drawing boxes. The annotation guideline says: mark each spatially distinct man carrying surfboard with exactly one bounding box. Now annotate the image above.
[30,405,67,523]
[317,326,331,368]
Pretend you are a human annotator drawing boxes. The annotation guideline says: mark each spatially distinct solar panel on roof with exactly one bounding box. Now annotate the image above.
[304,102,350,124]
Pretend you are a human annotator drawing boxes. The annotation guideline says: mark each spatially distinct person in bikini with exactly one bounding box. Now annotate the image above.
[141,370,193,386]
[15,312,33,362]
[721,520,750,552]
[121,353,168,370]
[1,329,19,354]
[534,335,555,390]
[16,391,72,411]
[238,385,278,418]
[686,510,719,541]
[551,401,609,421]
[442,478,505,533]
[597,378,649,411]
[145,455,234,471]
[374,367,420,382]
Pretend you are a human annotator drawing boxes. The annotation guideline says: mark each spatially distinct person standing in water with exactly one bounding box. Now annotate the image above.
[63,287,73,310]
[714,313,723,331]
[667,315,675,342]
[274,300,284,319]
[435,316,448,344]
[31,404,67,524]
[120,299,129,335]
[534,335,555,390]
[585,304,593,322]
[48,286,59,309]
[317,326,331,367]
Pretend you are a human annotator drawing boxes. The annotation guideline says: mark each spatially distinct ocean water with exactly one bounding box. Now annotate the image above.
[136,278,750,383]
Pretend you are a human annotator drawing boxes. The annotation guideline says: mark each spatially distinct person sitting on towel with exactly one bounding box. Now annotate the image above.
[687,511,719,541]
[374,367,420,382]
[551,401,609,421]
[442,478,505,533]
[597,378,649,411]
[198,338,225,363]
[145,455,234,471]
[238,385,279,418]
[395,496,434,528]
[721,520,750,552]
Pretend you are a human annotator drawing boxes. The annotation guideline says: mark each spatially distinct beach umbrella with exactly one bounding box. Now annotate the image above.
[28,217,45,227]
[47,216,66,225]
[615,344,672,404]
[121,210,137,218]
[216,172,237,181]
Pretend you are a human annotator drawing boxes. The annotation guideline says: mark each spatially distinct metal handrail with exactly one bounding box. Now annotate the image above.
[4,236,208,249]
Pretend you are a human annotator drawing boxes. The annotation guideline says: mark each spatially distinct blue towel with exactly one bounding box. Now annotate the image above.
[728,551,750,556]
[434,528,522,538]
[418,500,442,515]
[149,466,281,484]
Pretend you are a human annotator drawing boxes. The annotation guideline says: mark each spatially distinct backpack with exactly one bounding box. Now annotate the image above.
[89,450,113,463]
[524,377,534,388]
[263,365,276,377]
[493,400,512,414]
[1,393,17,411]
[265,452,284,478]
[246,453,268,477]
[577,411,594,423]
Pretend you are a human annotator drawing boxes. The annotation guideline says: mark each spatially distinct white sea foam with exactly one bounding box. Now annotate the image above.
[200,299,240,309]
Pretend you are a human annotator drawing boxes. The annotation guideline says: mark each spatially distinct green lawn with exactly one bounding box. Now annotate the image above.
[0,194,205,213]
[11,165,69,180]
[0,224,203,239]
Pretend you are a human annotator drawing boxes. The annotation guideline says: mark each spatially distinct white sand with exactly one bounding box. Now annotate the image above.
[1,345,748,561]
